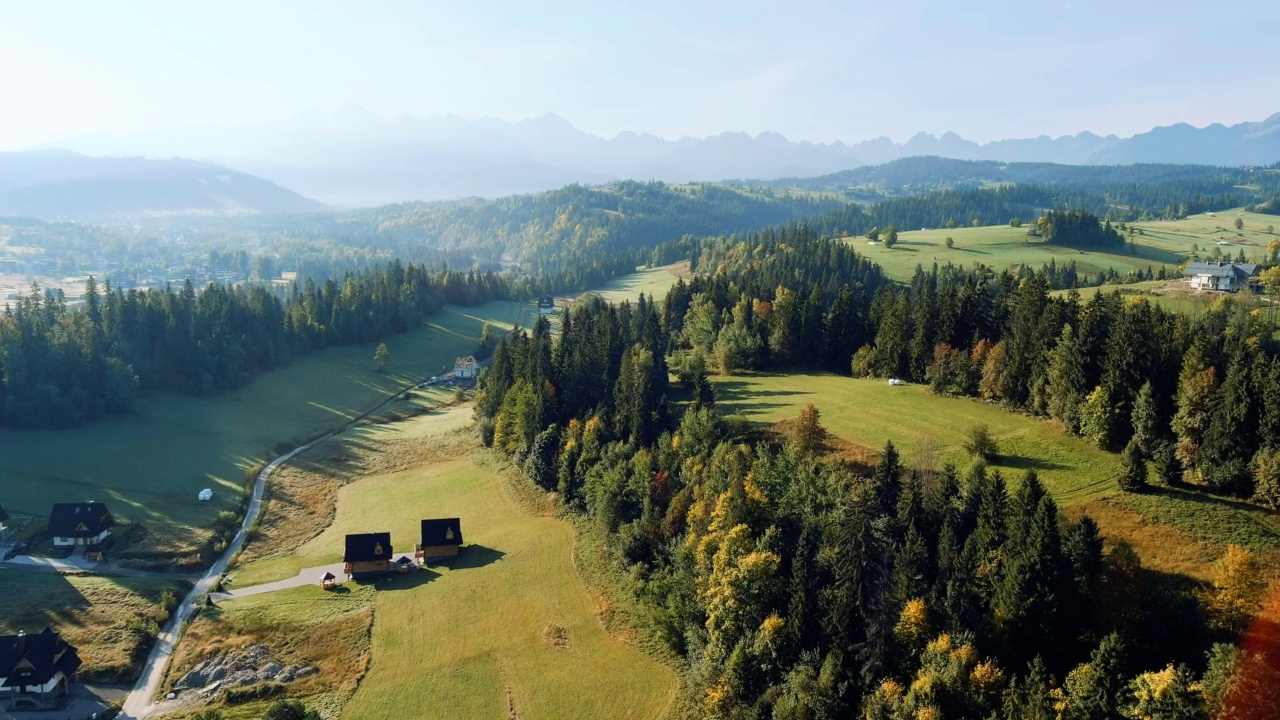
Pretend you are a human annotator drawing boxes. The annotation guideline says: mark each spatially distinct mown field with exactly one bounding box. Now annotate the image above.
[713,372,1280,577]
[568,262,689,305]
[844,208,1277,282]
[198,409,676,720]
[0,300,530,559]
[0,571,190,683]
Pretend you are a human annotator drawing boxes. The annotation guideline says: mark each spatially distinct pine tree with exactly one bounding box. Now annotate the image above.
[1118,438,1149,493]
[1129,381,1159,457]
[1062,633,1127,720]
[1047,324,1088,433]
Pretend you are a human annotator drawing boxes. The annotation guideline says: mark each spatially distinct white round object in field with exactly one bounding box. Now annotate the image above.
[198,488,213,501]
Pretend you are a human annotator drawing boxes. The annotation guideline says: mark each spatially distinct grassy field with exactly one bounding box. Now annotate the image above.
[568,262,688,305]
[0,300,529,560]
[712,372,1280,576]
[209,408,675,720]
[0,571,190,682]
[844,209,1278,283]
[714,373,1120,503]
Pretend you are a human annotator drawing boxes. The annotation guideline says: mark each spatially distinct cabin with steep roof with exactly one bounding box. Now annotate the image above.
[0,628,82,711]
[416,518,463,561]
[48,502,114,547]
[343,532,392,578]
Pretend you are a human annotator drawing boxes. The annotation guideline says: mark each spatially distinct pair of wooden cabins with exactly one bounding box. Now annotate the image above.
[330,518,463,585]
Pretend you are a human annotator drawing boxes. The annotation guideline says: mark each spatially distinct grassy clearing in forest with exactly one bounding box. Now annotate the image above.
[568,262,689,306]
[714,372,1120,503]
[0,300,528,559]
[0,572,190,683]
[842,208,1278,283]
[712,371,1280,574]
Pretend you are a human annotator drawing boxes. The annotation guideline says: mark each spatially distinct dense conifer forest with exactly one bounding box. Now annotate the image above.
[476,223,1279,718]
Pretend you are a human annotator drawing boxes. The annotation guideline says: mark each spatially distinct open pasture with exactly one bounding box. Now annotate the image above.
[0,300,527,559]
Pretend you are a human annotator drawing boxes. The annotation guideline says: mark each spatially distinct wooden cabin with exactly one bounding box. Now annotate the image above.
[415,518,463,561]
[343,532,393,578]
[320,571,337,590]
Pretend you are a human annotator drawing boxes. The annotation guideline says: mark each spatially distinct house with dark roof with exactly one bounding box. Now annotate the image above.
[538,295,555,314]
[0,627,82,711]
[48,502,114,547]
[416,518,463,561]
[343,532,392,578]
[1184,261,1260,292]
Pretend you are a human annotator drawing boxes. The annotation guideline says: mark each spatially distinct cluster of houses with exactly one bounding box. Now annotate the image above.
[329,517,463,587]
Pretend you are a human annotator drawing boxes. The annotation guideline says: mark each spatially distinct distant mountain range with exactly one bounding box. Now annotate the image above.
[30,108,1280,208]
[0,151,326,221]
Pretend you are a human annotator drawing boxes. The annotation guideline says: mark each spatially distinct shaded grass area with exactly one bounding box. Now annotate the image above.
[0,300,527,562]
[714,372,1120,503]
[0,572,190,683]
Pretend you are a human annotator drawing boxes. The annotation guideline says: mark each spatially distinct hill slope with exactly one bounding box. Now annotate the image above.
[0,150,325,220]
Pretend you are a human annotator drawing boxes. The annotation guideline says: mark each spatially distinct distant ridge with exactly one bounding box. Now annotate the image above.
[38,110,1280,207]
[0,151,326,221]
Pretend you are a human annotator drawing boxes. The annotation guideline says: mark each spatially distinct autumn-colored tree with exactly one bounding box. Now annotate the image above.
[1235,217,1245,230]
[1253,449,1280,511]
[1206,544,1265,633]
[373,342,390,372]
[788,403,828,457]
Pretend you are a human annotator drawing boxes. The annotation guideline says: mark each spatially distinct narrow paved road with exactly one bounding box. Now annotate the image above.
[118,439,319,719]
[210,562,346,600]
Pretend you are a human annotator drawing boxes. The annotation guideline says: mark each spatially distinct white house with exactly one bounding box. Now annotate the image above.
[1183,261,1259,292]
[454,356,478,380]
[47,502,114,547]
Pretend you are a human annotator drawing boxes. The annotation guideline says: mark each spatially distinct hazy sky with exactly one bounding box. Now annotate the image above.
[1,0,1276,150]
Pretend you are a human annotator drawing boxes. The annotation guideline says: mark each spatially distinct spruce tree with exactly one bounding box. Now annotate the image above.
[1118,438,1149,493]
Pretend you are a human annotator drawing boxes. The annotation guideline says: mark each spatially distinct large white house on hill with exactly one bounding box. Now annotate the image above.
[1183,261,1259,292]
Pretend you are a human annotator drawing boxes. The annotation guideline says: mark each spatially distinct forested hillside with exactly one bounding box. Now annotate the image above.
[0,264,505,427]
[476,224,1279,718]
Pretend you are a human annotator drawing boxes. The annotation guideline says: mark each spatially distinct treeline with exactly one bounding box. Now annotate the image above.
[475,241,1275,717]
[0,262,507,427]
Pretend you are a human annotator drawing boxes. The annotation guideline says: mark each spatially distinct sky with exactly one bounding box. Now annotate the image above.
[1,0,1276,150]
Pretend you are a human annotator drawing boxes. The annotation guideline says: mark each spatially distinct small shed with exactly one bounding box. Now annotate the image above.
[320,571,337,590]
[198,489,213,502]
[84,543,105,562]
[416,518,463,561]
[395,556,415,574]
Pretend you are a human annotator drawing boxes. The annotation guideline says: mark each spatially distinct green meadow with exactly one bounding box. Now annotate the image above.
[843,209,1277,283]
[0,300,529,554]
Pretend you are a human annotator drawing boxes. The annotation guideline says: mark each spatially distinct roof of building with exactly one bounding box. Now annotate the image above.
[538,296,555,307]
[343,532,392,563]
[1184,261,1259,278]
[454,356,477,369]
[48,502,114,539]
[320,571,336,581]
[0,627,82,689]
[396,555,414,565]
[421,518,463,547]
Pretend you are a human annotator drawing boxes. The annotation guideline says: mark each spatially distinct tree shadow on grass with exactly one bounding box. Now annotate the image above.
[995,455,1071,473]
[430,544,505,571]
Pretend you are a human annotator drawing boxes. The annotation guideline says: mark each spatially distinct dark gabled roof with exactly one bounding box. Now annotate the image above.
[48,502,114,539]
[0,627,82,689]
[0,504,9,523]
[395,555,414,565]
[343,532,392,563]
[320,571,336,581]
[1184,261,1259,278]
[421,518,463,547]
[538,295,555,307]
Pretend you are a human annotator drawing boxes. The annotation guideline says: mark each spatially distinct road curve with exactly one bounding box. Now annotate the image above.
[118,438,320,719]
